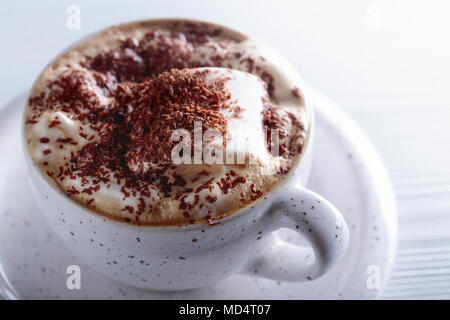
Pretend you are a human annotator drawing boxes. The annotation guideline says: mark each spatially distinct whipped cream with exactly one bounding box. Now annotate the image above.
[25,20,310,225]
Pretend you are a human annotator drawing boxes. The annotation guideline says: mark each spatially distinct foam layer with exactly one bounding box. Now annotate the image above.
[25,20,310,225]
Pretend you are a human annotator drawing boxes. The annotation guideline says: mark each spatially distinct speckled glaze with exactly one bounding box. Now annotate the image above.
[0,87,397,299]
[23,86,349,291]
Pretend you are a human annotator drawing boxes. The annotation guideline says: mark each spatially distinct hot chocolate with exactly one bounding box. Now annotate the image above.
[25,20,310,225]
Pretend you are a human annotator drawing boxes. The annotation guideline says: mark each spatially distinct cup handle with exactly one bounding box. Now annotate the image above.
[241,185,349,281]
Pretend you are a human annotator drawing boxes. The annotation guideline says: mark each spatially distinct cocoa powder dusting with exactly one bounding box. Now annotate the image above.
[29,68,236,209]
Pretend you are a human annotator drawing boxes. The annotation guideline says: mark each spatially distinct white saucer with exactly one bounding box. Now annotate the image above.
[0,87,397,299]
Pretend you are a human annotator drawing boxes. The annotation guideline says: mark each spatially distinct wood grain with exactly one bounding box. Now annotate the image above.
[350,105,450,299]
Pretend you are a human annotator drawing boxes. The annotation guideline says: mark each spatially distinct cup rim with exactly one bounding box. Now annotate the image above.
[23,17,315,231]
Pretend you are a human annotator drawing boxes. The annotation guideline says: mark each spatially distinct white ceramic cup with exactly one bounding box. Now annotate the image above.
[23,20,349,292]
[24,106,348,291]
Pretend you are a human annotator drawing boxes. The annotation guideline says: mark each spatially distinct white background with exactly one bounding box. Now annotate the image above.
[2,0,450,299]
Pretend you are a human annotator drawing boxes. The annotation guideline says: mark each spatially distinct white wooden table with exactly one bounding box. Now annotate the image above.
[352,105,450,299]
[1,0,449,299]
